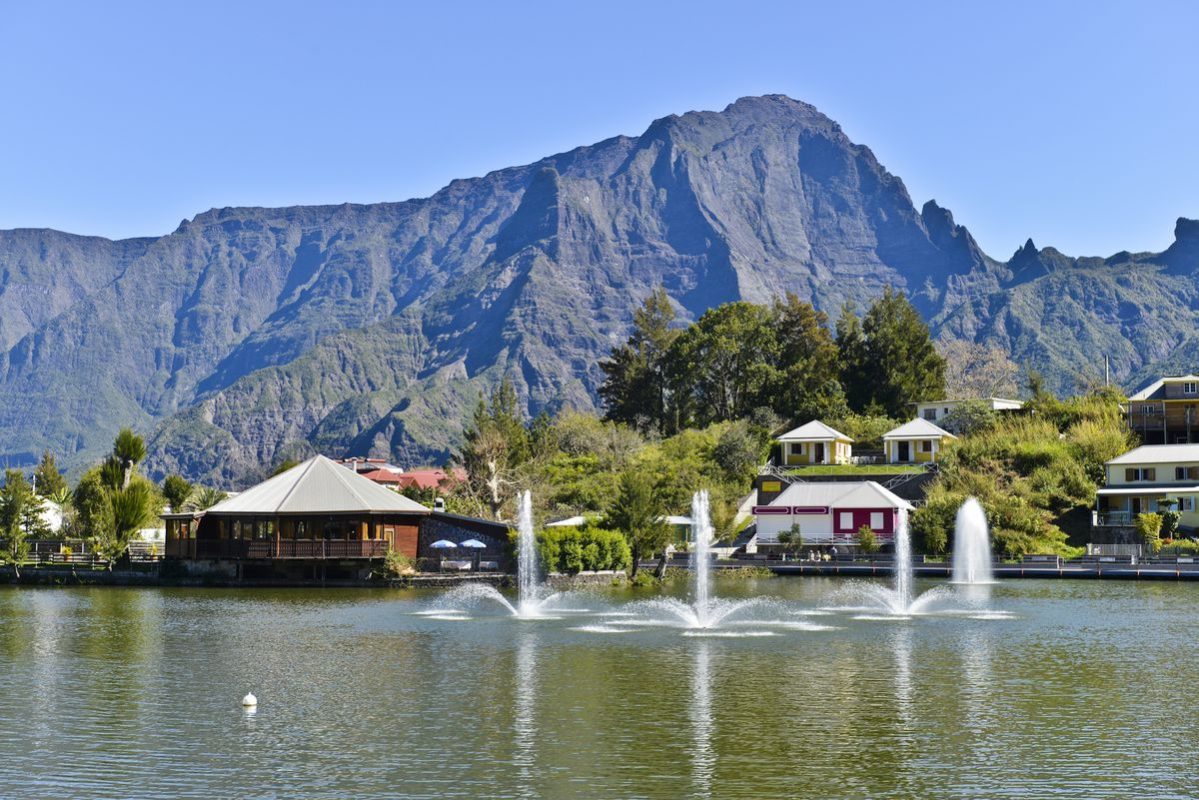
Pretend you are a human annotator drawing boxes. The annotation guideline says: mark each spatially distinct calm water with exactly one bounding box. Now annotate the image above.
[1,578,1197,799]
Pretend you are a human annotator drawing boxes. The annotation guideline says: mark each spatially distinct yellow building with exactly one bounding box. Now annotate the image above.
[1095,444,1199,530]
[776,421,853,465]
[882,418,957,464]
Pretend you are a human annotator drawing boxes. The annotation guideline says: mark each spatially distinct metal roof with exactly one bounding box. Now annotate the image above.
[205,455,430,515]
[777,420,853,443]
[1128,375,1199,401]
[1105,444,1199,465]
[765,481,913,511]
[883,418,957,440]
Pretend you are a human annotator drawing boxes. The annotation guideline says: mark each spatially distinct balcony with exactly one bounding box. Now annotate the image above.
[1092,511,1133,528]
[168,538,391,560]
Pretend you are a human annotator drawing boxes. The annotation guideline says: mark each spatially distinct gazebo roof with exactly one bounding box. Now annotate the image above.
[205,455,430,516]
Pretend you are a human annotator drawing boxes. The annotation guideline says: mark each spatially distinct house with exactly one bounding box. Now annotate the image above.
[752,481,913,548]
[776,421,853,466]
[395,467,466,491]
[162,455,430,576]
[914,398,1023,429]
[1124,374,1199,444]
[882,418,957,464]
[1094,444,1199,531]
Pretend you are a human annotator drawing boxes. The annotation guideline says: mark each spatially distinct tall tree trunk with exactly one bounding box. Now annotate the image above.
[629,544,641,579]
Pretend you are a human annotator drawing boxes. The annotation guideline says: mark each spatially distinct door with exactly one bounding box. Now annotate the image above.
[814,442,825,464]
[897,441,910,463]
[1131,497,1142,517]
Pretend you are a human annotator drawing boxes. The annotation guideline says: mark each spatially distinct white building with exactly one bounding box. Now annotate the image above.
[752,481,913,546]
[775,421,853,466]
[914,397,1023,426]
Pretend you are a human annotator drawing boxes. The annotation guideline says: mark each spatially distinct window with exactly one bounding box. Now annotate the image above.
[1180,496,1195,512]
[923,408,937,421]
[1177,467,1186,481]
[1142,405,1153,415]
[1185,382,1197,395]
[920,440,933,453]
[870,512,885,529]
[1125,467,1157,482]
[839,512,853,530]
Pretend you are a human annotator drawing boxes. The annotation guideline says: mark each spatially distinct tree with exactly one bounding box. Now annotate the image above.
[712,420,767,486]
[112,428,147,489]
[605,469,670,578]
[667,302,779,427]
[940,400,999,436]
[777,523,803,557]
[162,474,194,513]
[599,288,680,432]
[0,470,47,575]
[841,288,946,417]
[193,486,228,511]
[458,377,531,518]
[97,479,158,566]
[771,293,846,420]
[939,339,1020,399]
[32,451,68,498]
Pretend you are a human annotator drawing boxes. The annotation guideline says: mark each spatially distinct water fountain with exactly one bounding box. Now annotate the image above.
[626,491,771,631]
[951,497,994,584]
[515,490,542,616]
[853,511,950,616]
[424,490,561,619]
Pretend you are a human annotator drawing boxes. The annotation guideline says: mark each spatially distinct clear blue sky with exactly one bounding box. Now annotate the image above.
[2,0,1196,259]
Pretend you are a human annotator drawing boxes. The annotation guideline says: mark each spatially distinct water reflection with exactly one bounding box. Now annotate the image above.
[892,625,913,731]
[690,641,714,799]
[513,632,538,799]
[959,626,994,734]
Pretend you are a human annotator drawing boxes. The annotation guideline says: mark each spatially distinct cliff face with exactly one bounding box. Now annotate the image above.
[1,94,1194,484]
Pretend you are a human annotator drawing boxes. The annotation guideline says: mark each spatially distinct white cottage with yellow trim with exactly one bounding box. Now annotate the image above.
[776,421,853,466]
[882,418,957,464]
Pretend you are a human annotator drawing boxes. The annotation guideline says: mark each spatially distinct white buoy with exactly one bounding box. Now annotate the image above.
[241,692,257,708]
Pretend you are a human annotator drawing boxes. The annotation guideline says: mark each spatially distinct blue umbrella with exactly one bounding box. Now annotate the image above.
[460,539,487,549]
[430,540,457,549]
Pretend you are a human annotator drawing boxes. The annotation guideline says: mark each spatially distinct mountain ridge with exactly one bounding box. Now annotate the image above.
[2,94,1197,485]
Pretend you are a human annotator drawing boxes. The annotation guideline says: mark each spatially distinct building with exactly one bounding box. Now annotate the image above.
[1094,444,1199,531]
[914,398,1023,428]
[776,421,853,466]
[752,480,913,548]
[395,467,466,491]
[1124,375,1199,445]
[163,455,430,576]
[882,418,957,464]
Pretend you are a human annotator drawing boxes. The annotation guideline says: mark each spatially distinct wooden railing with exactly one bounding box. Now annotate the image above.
[182,538,391,560]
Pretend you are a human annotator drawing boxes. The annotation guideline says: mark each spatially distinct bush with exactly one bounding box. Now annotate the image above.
[1136,513,1164,554]
[382,549,415,577]
[857,525,880,553]
[1161,508,1182,540]
[523,524,632,574]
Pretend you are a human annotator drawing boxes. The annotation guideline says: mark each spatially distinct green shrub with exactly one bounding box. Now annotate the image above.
[1161,509,1182,540]
[521,524,633,574]
[1136,513,1163,554]
[857,525,879,553]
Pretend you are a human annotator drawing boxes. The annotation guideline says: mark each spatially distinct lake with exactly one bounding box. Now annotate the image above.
[0,577,1196,799]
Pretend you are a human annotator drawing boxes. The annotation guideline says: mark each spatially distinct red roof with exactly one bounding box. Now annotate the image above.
[358,469,404,484]
[396,468,465,490]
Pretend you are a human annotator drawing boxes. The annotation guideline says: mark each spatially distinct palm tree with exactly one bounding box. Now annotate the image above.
[112,428,146,489]
[194,486,228,511]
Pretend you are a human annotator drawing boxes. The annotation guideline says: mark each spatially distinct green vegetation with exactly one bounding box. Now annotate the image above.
[857,525,880,553]
[162,474,194,513]
[777,523,803,556]
[912,388,1132,558]
[72,429,161,566]
[526,523,632,575]
[0,470,48,574]
[1136,513,1164,554]
[787,464,922,476]
[600,288,942,434]
[32,451,68,498]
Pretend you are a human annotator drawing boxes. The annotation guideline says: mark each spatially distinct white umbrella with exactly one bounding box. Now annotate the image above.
[430,540,458,549]
[460,539,487,549]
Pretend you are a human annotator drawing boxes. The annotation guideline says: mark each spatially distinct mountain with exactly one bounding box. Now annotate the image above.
[1,95,1196,485]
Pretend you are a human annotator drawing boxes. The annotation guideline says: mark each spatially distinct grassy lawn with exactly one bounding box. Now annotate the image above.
[785,464,925,476]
